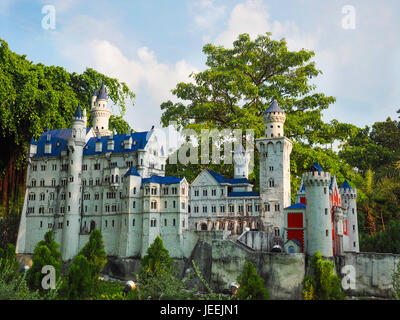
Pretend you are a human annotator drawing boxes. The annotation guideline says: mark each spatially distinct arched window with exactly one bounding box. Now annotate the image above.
[31,179,36,187]
[90,221,96,232]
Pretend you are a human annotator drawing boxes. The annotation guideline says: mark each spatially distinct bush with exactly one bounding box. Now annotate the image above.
[360,220,400,254]
[62,255,92,300]
[236,262,269,300]
[26,231,62,292]
[303,252,345,300]
[140,236,173,279]
[78,228,107,294]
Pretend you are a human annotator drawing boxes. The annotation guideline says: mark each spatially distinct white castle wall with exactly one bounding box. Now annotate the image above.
[303,171,333,257]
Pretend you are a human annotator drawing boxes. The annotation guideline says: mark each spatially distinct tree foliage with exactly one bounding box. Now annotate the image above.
[303,252,344,300]
[63,254,92,300]
[26,231,62,292]
[140,236,174,278]
[236,261,269,300]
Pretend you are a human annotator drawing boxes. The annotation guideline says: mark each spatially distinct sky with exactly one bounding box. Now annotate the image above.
[1,0,400,143]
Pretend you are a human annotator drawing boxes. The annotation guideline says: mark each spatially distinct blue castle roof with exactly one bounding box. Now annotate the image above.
[30,137,37,145]
[83,131,151,156]
[264,100,283,113]
[285,203,306,210]
[310,162,323,174]
[97,80,108,100]
[206,169,250,185]
[341,180,352,190]
[74,105,83,119]
[228,191,260,197]
[142,175,182,185]
[33,129,72,157]
[124,165,140,177]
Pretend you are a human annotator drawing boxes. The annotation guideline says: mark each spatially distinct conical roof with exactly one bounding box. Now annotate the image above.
[97,79,108,100]
[264,100,283,113]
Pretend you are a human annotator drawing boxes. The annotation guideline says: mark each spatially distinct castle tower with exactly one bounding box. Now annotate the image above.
[233,142,250,179]
[255,101,292,234]
[61,105,86,261]
[303,162,333,257]
[92,80,112,136]
[340,181,359,252]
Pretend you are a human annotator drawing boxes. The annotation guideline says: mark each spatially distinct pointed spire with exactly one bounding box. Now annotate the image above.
[264,100,283,113]
[97,78,108,100]
[74,104,83,119]
[30,137,37,145]
[341,180,352,191]
[310,162,323,174]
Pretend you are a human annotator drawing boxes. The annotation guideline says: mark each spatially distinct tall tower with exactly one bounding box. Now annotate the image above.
[255,101,292,233]
[61,105,86,261]
[92,80,112,136]
[340,181,359,252]
[233,143,250,179]
[303,163,333,257]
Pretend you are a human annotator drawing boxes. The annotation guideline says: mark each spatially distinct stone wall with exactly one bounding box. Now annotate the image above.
[211,239,305,300]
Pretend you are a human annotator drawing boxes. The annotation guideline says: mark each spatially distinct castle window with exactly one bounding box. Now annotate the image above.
[28,193,36,201]
[151,187,157,195]
[105,220,108,227]
[326,230,329,237]
[172,187,178,195]
[61,193,66,200]
[352,208,355,214]
[105,205,110,212]
[220,205,225,213]
[324,187,327,194]
[173,200,176,208]
[32,165,37,172]
[40,193,45,201]
[173,219,176,226]
[68,205,70,212]
[164,219,167,227]
[82,164,87,171]
[69,192,71,198]
[194,190,199,197]
[94,163,100,170]
[132,219,135,227]
[52,164,57,171]
[269,166,274,171]
[353,225,355,231]
[111,205,116,212]
[164,201,167,209]
[203,189,207,197]
[39,207,44,214]
[271,134,274,137]
[95,205,98,212]
[247,204,253,213]
[229,205,234,214]
[95,193,99,200]
[325,208,328,215]
[202,206,207,213]
[275,204,280,211]
[274,228,280,236]
[145,188,150,195]
[133,187,136,194]
[238,205,243,213]
[150,219,157,227]
[112,220,114,227]
[40,221,43,228]
[269,179,274,187]
[255,204,260,212]
[266,203,270,212]
[211,206,216,213]
[41,165,46,171]
[163,187,169,195]
[40,179,45,187]
[95,178,100,185]
[151,201,157,209]
[353,242,356,247]
[194,206,199,213]
[182,187,185,195]
[212,189,216,196]
[89,179,93,186]
[51,179,56,187]
[182,219,185,228]
[221,189,224,196]
[84,193,90,200]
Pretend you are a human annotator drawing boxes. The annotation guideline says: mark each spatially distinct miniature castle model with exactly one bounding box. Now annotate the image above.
[16,81,189,261]
[16,85,359,261]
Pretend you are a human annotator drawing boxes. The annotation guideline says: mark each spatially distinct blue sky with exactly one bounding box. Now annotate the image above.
[1,0,399,136]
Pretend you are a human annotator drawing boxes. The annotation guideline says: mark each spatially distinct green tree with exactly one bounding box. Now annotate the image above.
[63,254,92,300]
[303,252,345,300]
[140,236,174,278]
[236,261,269,300]
[26,231,62,292]
[0,243,19,273]
[78,228,107,293]
[160,32,359,197]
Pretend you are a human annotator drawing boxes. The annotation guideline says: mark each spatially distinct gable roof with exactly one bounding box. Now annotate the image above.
[285,203,306,210]
[83,131,151,156]
[228,191,260,198]
[206,169,250,185]
[142,175,182,185]
[33,129,72,158]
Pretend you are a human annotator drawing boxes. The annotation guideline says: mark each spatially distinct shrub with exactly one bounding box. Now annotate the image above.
[140,236,173,279]
[236,262,269,300]
[78,228,107,294]
[63,255,92,300]
[303,251,345,300]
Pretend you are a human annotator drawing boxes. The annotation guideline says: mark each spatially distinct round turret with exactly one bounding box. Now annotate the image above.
[339,181,359,252]
[92,80,111,136]
[303,162,333,257]
[263,101,286,139]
